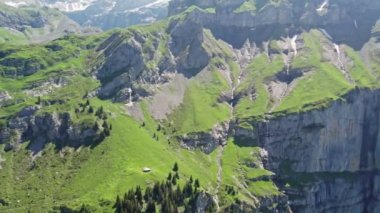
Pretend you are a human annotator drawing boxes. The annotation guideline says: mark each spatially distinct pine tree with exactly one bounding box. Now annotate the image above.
[135,186,143,205]
[171,176,177,185]
[183,182,193,197]
[95,106,104,118]
[173,162,179,172]
[167,172,172,181]
[194,179,200,189]
[113,195,123,213]
[88,106,94,114]
[189,176,193,184]
[153,182,160,202]
[174,185,183,205]
[145,199,156,213]
[144,187,153,202]
[85,99,90,106]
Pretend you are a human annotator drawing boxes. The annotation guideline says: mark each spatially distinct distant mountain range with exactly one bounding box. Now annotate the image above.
[0,0,170,29]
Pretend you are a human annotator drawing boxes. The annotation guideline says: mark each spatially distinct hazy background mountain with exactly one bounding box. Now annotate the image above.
[0,2,101,44]
[0,0,170,29]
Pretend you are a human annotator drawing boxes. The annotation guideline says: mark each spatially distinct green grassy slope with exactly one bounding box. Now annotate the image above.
[0,97,220,212]
[234,30,380,124]
[1,9,380,212]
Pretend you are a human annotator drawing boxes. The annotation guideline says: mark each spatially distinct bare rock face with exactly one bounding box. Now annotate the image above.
[0,57,45,77]
[234,89,380,212]
[250,90,380,173]
[169,0,380,49]
[95,18,210,101]
[194,192,215,213]
[1,109,104,152]
[0,91,11,105]
[169,18,210,76]
[179,122,229,154]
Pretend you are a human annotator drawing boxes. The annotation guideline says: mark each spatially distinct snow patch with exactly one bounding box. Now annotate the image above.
[316,0,329,15]
[41,0,97,12]
[124,0,169,13]
[4,1,28,7]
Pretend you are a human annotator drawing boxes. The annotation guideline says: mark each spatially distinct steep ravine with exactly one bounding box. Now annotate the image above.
[234,89,380,212]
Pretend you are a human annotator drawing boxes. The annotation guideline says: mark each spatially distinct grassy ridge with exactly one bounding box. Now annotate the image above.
[0,98,219,212]
[234,30,380,123]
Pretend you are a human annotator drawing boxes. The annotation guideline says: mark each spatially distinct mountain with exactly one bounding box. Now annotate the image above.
[1,0,170,30]
[1,0,380,212]
[0,2,100,44]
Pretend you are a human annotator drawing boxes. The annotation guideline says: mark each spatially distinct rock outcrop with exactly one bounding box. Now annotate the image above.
[95,18,210,100]
[0,107,105,152]
[179,122,229,154]
[234,89,380,212]
[169,0,380,49]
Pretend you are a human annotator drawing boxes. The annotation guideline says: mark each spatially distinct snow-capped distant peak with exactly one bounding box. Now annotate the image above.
[4,1,28,7]
[42,0,97,12]
[125,0,170,13]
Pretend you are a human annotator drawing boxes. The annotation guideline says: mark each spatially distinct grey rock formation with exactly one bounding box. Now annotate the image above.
[1,109,104,152]
[95,18,210,100]
[234,89,380,212]
[169,0,380,49]
[195,192,215,213]
[179,122,229,154]
[169,18,210,76]
[0,57,45,77]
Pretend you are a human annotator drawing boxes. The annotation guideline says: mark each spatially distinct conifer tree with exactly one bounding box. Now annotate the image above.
[173,162,179,172]
[171,176,177,185]
[88,106,94,114]
[194,179,200,189]
[145,199,156,213]
[113,195,123,213]
[167,172,172,181]
[144,187,153,202]
[135,186,143,205]
[95,106,104,118]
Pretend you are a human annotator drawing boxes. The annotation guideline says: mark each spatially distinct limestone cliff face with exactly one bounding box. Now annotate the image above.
[234,89,380,212]
[95,18,209,101]
[0,107,104,152]
[170,0,380,48]
[179,122,229,154]
[252,90,380,173]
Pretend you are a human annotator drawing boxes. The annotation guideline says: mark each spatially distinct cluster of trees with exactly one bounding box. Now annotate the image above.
[225,185,237,196]
[113,163,214,213]
[75,100,112,137]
